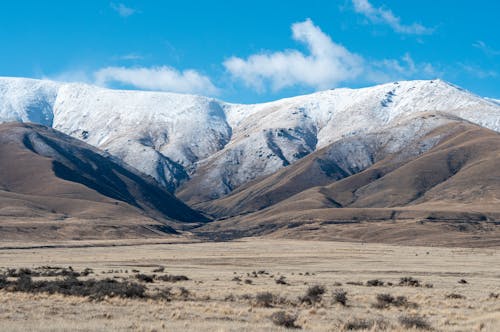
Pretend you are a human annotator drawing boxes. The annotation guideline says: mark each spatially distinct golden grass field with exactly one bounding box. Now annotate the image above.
[0,238,499,331]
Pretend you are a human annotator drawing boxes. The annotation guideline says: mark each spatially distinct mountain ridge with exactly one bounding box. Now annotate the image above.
[1,76,499,203]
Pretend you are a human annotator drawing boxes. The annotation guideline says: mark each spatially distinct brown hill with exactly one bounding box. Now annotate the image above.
[196,120,500,246]
[0,122,208,241]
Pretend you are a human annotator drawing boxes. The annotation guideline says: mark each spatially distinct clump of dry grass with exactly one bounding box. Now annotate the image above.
[156,274,189,282]
[446,293,465,299]
[275,275,288,285]
[152,266,165,273]
[332,288,348,306]
[3,266,91,278]
[366,279,384,287]
[178,287,190,299]
[299,285,326,305]
[135,274,154,283]
[399,276,421,287]
[398,315,431,330]
[373,293,415,309]
[255,292,275,307]
[343,318,373,330]
[270,311,300,329]
[3,275,146,300]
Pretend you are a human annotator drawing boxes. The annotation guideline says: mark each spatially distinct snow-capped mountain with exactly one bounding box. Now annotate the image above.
[1,77,499,201]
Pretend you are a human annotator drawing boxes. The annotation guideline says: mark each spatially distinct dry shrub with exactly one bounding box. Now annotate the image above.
[270,311,300,329]
[366,279,384,287]
[276,276,288,285]
[399,277,421,287]
[152,266,165,273]
[399,315,431,330]
[255,292,275,307]
[299,285,325,305]
[6,275,146,300]
[343,318,372,330]
[135,274,155,283]
[446,293,465,299]
[332,288,348,306]
[373,293,415,309]
[156,274,189,282]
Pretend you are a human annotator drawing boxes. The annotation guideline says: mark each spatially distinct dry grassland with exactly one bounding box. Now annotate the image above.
[0,238,499,331]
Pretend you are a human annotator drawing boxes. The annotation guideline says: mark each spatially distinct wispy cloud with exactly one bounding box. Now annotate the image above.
[473,41,500,56]
[352,0,433,35]
[224,19,436,92]
[459,63,497,79]
[45,70,93,84]
[112,53,144,61]
[94,66,219,95]
[224,19,364,91]
[368,53,437,82]
[110,3,137,17]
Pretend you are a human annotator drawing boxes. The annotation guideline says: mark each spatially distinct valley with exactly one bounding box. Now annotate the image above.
[0,239,498,331]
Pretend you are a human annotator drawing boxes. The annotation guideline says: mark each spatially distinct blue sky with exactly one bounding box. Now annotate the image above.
[0,0,499,103]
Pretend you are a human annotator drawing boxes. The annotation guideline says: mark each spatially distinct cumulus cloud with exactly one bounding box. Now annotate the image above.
[224,19,436,92]
[110,3,137,17]
[94,66,219,95]
[352,0,433,35]
[224,19,364,91]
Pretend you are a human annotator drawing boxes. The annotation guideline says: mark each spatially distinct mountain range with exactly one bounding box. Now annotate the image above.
[0,77,499,245]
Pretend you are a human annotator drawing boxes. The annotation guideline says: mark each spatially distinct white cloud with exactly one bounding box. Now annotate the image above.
[352,0,433,35]
[94,66,219,95]
[224,19,436,92]
[473,41,500,56]
[367,53,437,82]
[224,19,364,91]
[112,53,144,61]
[110,3,137,17]
[45,70,93,84]
[459,63,497,79]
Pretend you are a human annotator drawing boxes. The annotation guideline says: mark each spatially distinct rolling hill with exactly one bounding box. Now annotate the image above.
[0,122,208,241]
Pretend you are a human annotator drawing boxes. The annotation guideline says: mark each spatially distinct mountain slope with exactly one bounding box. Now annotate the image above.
[192,112,464,217]
[0,122,208,240]
[195,121,500,245]
[1,77,499,202]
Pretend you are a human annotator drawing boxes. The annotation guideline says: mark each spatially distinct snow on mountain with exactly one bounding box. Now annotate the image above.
[486,97,500,106]
[53,83,231,191]
[0,77,59,126]
[0,77,499,200]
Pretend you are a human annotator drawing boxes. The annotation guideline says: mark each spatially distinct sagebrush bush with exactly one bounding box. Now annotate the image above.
[255,292,275,307]
[399,315,431,330]
[366,279,384,287]
[270,311,300,329]
[373,293,412,309]
[332,288,348,306]
[399,277,421,287]
[446,293,465,299]
[156,274,189,282]
[135,274,155,283]
[8,275,146,300]
[275,276,288,285]
[299,285,325,305]
[343,318,373,330]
